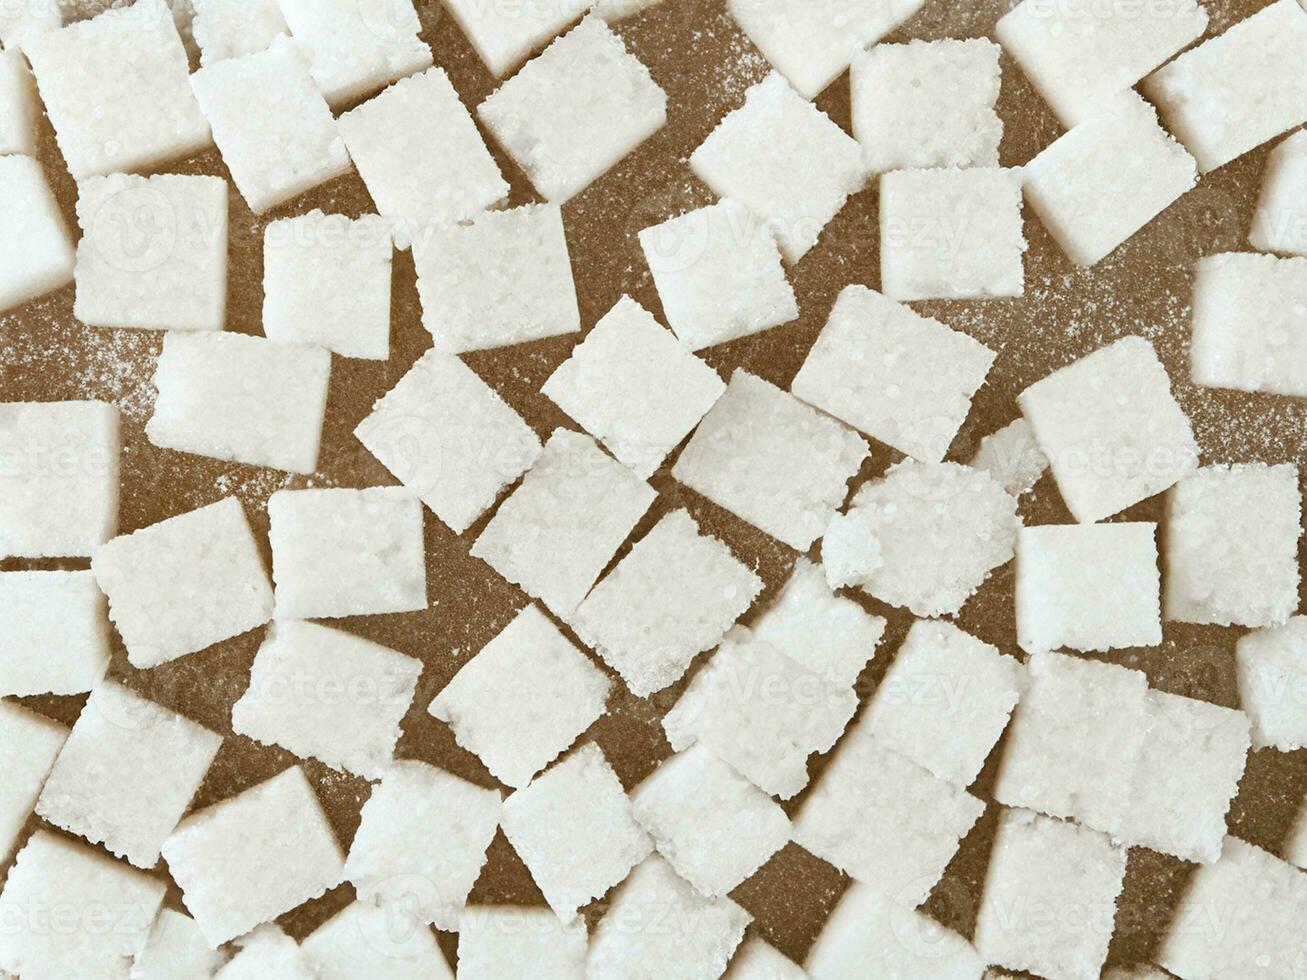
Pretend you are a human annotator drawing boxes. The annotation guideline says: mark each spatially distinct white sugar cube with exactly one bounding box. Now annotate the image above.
[1235,617,1307,751]
[338,68,507,249]
[92,497,273,668]
[477,16,666,203]
[0,50,37,156]
[231,621,422,779]
[445,0,588,77]
[471,429,656,619]
[500,743,652,921]
[0,0,60,50]
[1015,523,1162,654]
[690,71,865,263]
[0,571,109,696]
[792,286,996,463]
[0,702,66,863]
[147,331,331,474]
[995,0,1207,129]
[0,155,75,314]
[354,350,542,534]
[190,35,352,214]
[411,204,580,352]
[1190,251,1307,398]
[1019,335,1199,523]
[190,0,286,65]
[727,938,807,980]
[975,808,1127,980]
[1250,131,1307,257]
[23,0,209,180]
[268,487,426,619]
[879,167,1026,301]
[73,173,229,332]
[1022,92,1197,267]
[851,38,1002,172]
[344,761,501,930]
[134,909,228,980]
[639,200,798,351]
[571,509,763,697]
[456,906,585,980]
[429,605,611,789]
[303,901,453,980]
[216,925,313,980]
[969,418,1048,497]
[1144,0,1307,173]
[542,295,726,479]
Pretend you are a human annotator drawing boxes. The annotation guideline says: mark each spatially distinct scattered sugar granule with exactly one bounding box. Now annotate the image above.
[1250,131,1307,257]
[444,0,589,77]
[214,925,313,980]
[1018,335,1199,524]
[429,604,612,789]
[0,0,60,50]
[477,15,667,203]
[133,908,228,980]
[471,429,656,619]
[541,295,726,479]
[0,702,66,864]
[302,901,454,980]
[726,937,807,980]
[792,286,995,463]
[1143,0,1307,173]
[0,570,110,696]
[190,0,286,65]
[0,155,75,314]
[1235,616,1307,751]
[456,906,586,980]
[570,509,763,698]
[0,50,37,156]
[969,418,1048,497]
[91,496,273,668]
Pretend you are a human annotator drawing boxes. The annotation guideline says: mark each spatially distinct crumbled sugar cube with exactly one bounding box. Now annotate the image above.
[851,38,1002,172]
[411,204,580,352]
[189,35,352,214]
[231,621,422,779]
[570,509,763,697]
[1143,0,1307,173]
[792,286,996,463]
[215,925,314,980]
[0,155,75,314]
[1250,131,1307,257]
[445,0,588,77]
[344,760,501,929]
[1018,335,1199,523]
[970,418,1048,497]
[0,0,60,50]
[1015,523,1162,654]
[995,0,1207,128]
[456,906,585,980]
[975,808,1127,980]
[429,605,612,789]
[190,0,286,65]
[1022,92,1198,267]
[638,200,798,351]
[471,429,656,619]
[0,50,37,156]
[162,766,344,946]
[268,487,426,619]
[593,0,664,22]
[23,0,209,180]
[133,908,228,980]
[500,743,652,921]
[726,937,807,979]
[690,71,865,263]
[586,855,751,980]
[0,831,165,980]
[338,68,507,250]
[0,570,109,696]
[147,331,332,474]
[1190,252,1307,398]
[0,702,66,863]
[477,16,667,203]
[541,295,726,479]
[1235,617,1307,751]
[91,497,273,668]
[879,167,1026,301]
[0,400,118,559]
[73,173,229,332]
[303,901,453,980]
[353,350,542,534]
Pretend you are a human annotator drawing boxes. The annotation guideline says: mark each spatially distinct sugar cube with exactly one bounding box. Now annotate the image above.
[1250,131,1307,257]
[995,0,1207,129]
[1018,335,1199,523]
[1190,251,1307,398]
[268,487,426,619]
[0,702,66,863]
[190,0,286,65]
[727,938,807,980]
[0,830,165,979]
[411,204,580,352]
[231,621,422,779]
[0,570,109,696]
[879,167,1026,301]
[975,808,1127,980]
[690,71,865,263]
[338,68,507,249]
[1235,616,1307,751]
[445,0,588,77]
[500,743,652,921]
[190,35,352,214]
[1143,0,1307,173]
[91,497,274,668]
[0,155,75,314]
[0,400,118,558]
[851,38,1002,172]
[570,509,763,697]
[639,200,798,351]
[969,418,1049,497]
[0,0,60,50]
[354,350,542,534]
[456,906,585,980]
[133,908,228,980]
[477,16,666,204]
[429,605,611,789]
[792,286,996,463]
[0,50,37,156]
[303,901,453,980]
[215,925,313,980]
[147,331,332,474]
[541,295,726,479]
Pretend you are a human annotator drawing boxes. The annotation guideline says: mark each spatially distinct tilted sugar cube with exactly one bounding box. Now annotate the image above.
[0,0,60,50]
[445,0,589,77]
[969,418,1048,497]
[1250,131,1307,257]
[456,906,585,980]
[0,156,75,314]
[726,938,807,980]
[133,909,228,980]
[216,925,313,980]
[0,50,37,156]
[303,901,453,980]
[0,702,66,864]
[1235,616,1307,751]
[0,570,109,696]
[190,0,286,65]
